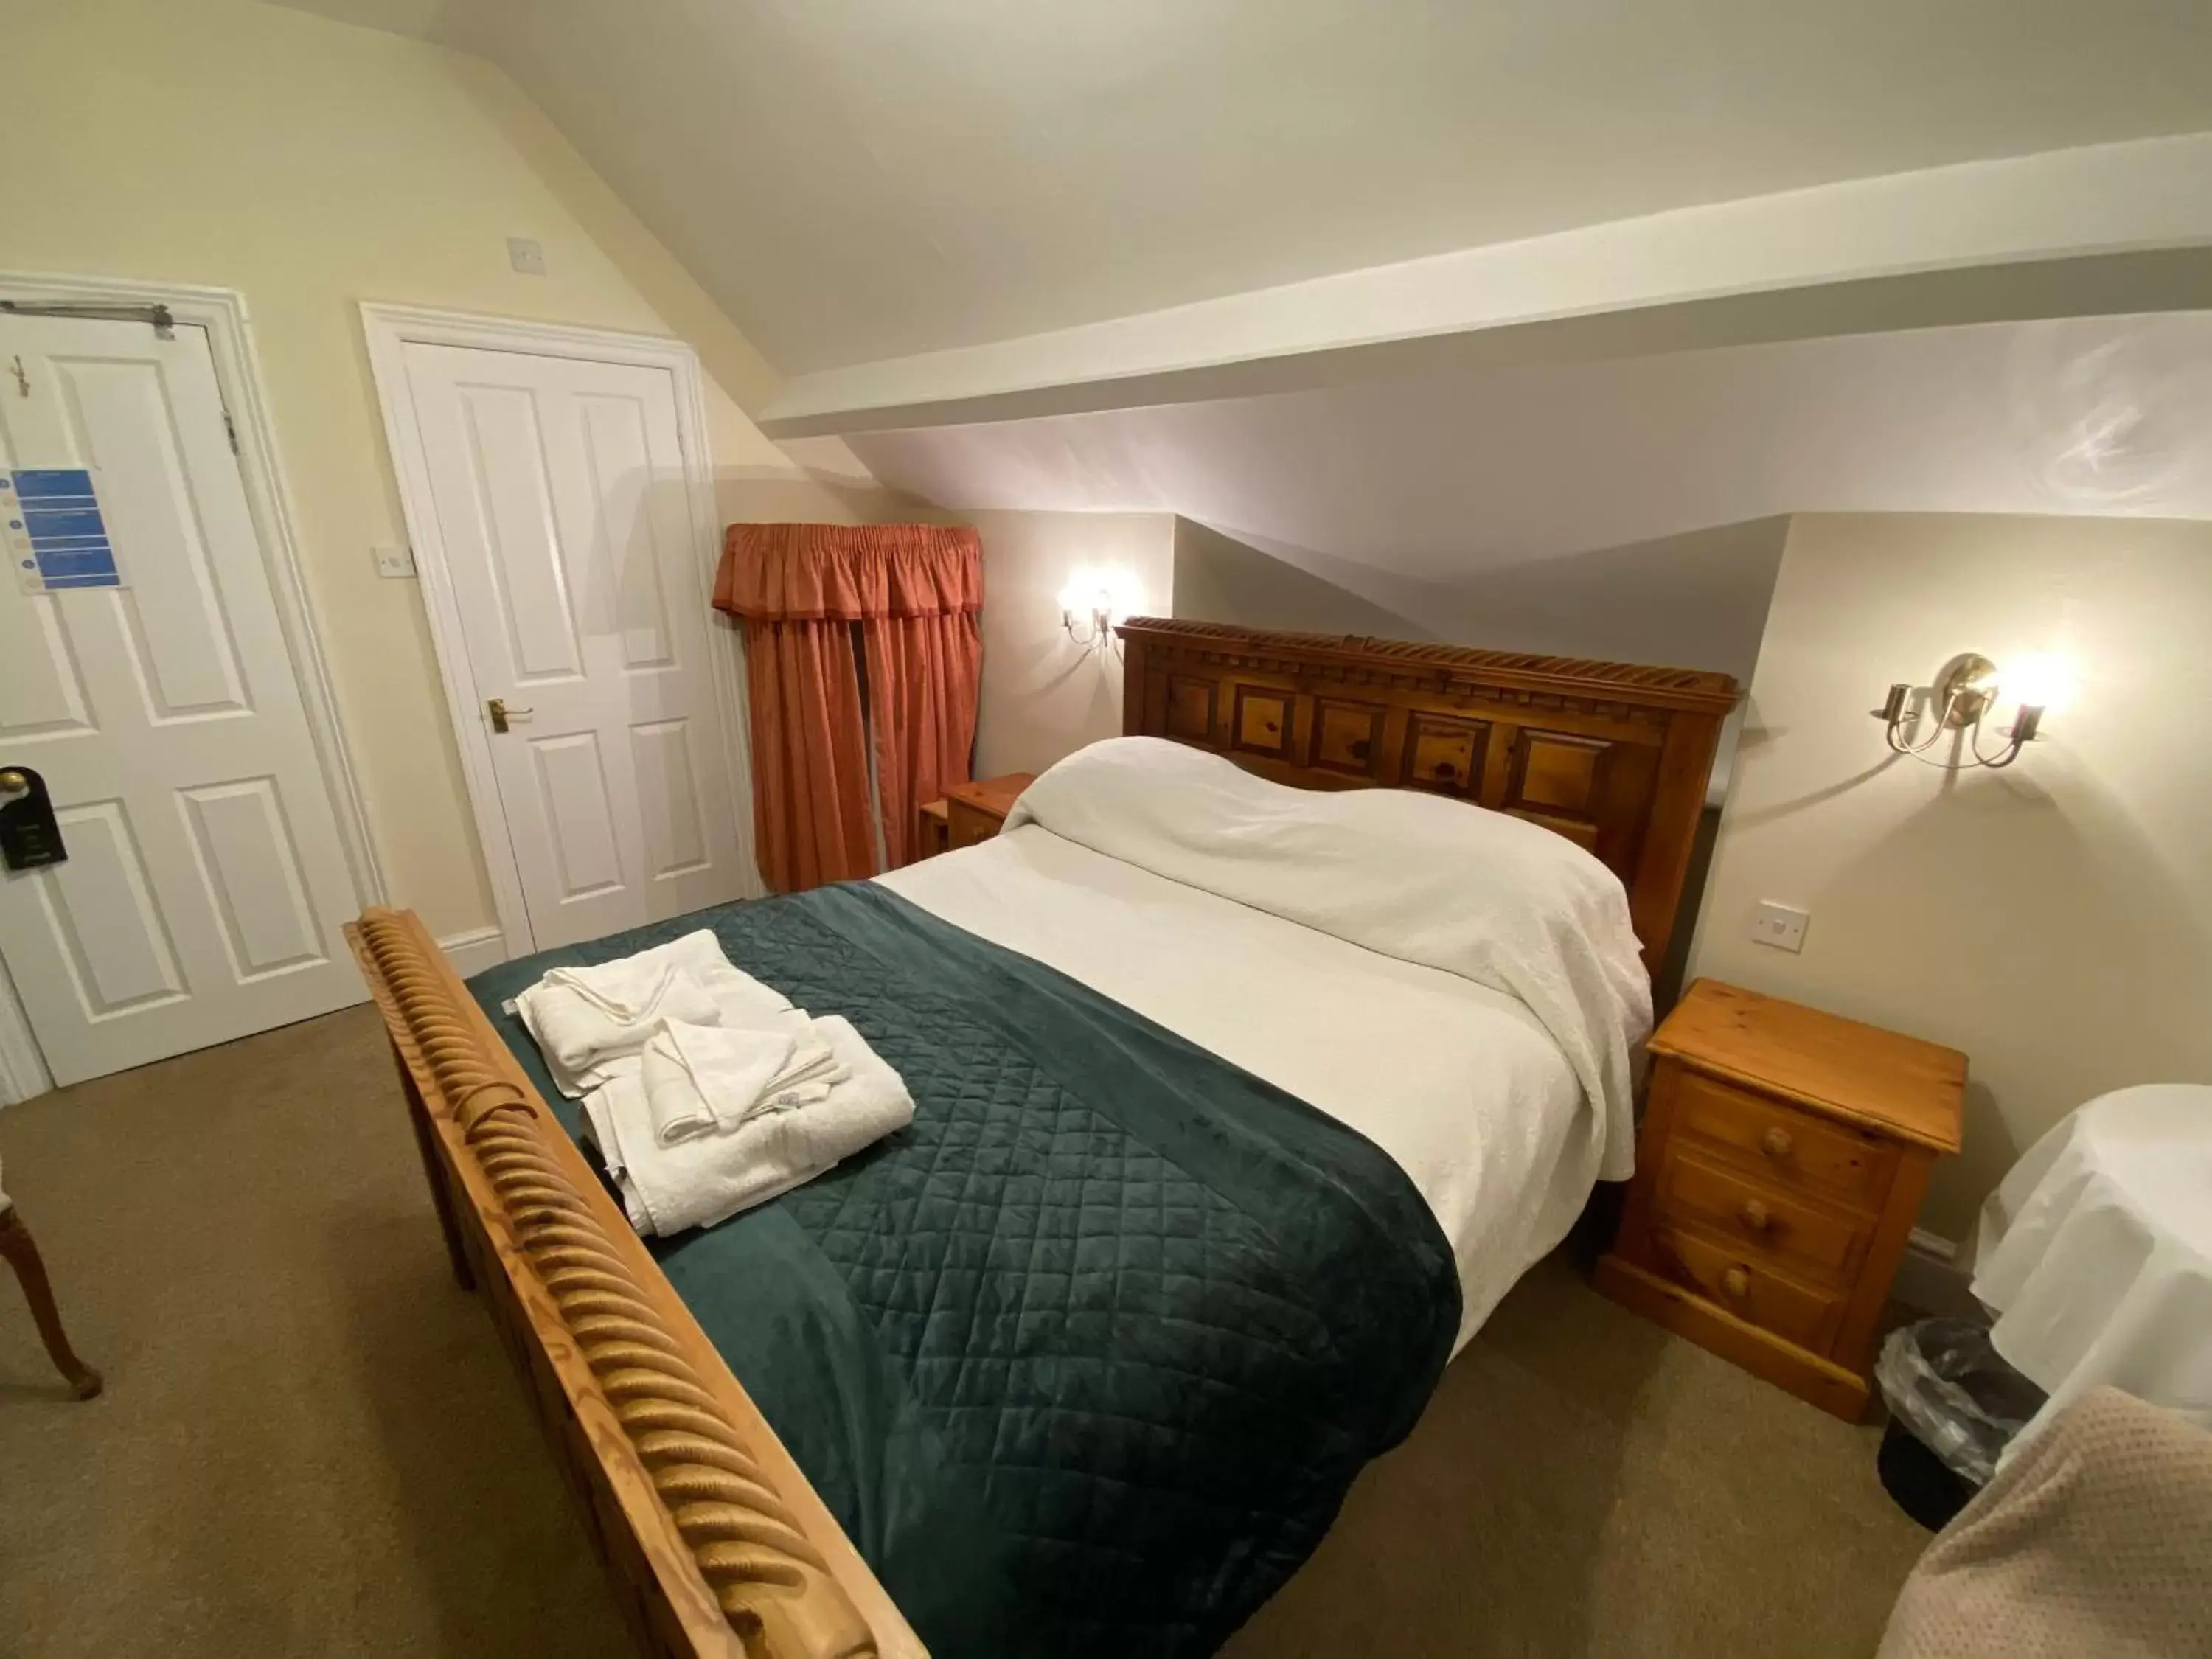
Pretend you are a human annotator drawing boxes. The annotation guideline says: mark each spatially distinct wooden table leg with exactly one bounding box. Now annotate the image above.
[0,1206,102,1401]
[393,1041,476,1293]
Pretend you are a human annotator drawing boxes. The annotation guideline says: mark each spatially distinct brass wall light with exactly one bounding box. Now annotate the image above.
[1057,566,1141,657]
[1872,651,2059,770]
[1057,581,1114,653]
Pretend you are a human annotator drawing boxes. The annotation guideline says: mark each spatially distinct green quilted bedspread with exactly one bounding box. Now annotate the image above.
[467,883,1458,1658]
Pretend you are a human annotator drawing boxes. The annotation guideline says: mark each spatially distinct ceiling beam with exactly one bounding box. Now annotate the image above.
[758,133,2212,438]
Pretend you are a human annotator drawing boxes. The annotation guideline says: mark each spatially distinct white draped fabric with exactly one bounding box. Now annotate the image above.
[1974,1083,2212,1462]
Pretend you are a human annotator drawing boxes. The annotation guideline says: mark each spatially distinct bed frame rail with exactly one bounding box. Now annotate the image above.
[348,907,920,1659]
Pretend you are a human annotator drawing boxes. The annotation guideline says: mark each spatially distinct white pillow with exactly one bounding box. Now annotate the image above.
[1006,737,1651,1178]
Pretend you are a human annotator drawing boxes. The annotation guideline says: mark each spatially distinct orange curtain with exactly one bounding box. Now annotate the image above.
[864,608,982,867]
[734,616,875,893]
[716,524,984,891]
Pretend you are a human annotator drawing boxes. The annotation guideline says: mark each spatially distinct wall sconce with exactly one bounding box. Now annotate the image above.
[1871,651,2067,770]
[1057,566,1140,656]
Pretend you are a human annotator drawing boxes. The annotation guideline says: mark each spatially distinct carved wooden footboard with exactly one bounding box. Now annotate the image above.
[347,907,922,1659]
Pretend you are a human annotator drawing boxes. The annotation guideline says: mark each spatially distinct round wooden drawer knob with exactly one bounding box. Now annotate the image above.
[1721,1266,1750,1300]
[1760,1126,1793,1161]
[1738,1198,1772,1232]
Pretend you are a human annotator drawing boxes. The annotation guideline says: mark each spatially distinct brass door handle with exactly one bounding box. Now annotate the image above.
[487,698,534,734]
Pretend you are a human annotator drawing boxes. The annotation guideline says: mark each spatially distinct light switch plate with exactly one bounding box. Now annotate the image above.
[507,236,546,275]
[373,543,417,579]
[1752,900,1809,953]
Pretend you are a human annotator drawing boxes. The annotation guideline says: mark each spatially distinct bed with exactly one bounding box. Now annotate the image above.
[349,619,1736,1659]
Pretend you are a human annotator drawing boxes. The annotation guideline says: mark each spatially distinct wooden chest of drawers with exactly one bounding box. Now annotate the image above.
[1595,979,1965,1420]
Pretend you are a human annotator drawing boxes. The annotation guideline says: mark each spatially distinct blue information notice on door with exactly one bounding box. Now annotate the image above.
[5,468,123,591]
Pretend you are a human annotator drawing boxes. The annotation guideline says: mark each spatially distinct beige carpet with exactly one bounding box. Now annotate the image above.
[0,1006,1927,1658]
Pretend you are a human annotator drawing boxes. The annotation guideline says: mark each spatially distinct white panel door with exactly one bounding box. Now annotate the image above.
[0,315,361,1086]
[400,342,746,950]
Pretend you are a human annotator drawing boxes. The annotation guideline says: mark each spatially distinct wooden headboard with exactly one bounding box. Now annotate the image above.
[1117,618,1739,969]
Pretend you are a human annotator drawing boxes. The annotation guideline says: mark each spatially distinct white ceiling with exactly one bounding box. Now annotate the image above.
[279,0,2212,376]
[846,312,2212,577]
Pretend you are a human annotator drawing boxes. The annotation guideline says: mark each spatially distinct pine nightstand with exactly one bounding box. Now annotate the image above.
[917,771,1037,860]
[1595,979,1965,1419]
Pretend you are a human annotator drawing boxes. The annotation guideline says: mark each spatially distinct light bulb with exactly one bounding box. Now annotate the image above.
[1058,566,1144,623]
[2000,651,2076,716]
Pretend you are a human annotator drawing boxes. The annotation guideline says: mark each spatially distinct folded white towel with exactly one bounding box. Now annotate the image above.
[754,1040,845,1105]
[643,1015,845,1145]
[515,930,795,1097]
[692,958,798,1026]
[644,1019,792,1144]
[521,961,715,1094]
[583,1015,914,1237]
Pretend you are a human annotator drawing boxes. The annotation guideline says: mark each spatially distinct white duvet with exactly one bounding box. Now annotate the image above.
[1009,737,1650,1176]
[878,737,1655,1349]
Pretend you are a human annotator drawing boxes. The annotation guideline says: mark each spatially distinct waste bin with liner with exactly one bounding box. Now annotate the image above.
[1874,1316,2047,1530]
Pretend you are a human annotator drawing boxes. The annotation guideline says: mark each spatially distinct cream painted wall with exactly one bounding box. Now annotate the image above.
[1687,514,2212,1240]
[1170,520,1415,643]
[1169,518,1784,683]
[4,0,880,939]
[969,512,1177,779]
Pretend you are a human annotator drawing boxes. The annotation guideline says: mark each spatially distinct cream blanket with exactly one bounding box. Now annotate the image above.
[1879,1385,2212,1659]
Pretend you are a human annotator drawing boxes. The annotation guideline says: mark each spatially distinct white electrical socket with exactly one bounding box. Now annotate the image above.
[507,237,546,275]
[1751,901,1809,953]
[373,543,417,579]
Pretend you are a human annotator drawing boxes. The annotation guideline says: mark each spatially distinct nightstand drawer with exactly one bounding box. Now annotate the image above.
[1669,1065,1898,1214]
[1652,1225,1846,1354]
[1655,1150,1872,1287]
[945,796,1004,850]
[940,772,1036,854]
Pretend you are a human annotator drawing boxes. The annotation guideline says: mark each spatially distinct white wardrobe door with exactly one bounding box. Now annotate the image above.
[400,341,746,950]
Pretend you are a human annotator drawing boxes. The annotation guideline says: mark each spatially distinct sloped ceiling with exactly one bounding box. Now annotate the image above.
[270,0,2212,691]
[277,0,2212,375]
